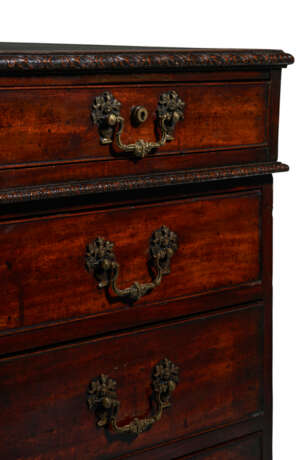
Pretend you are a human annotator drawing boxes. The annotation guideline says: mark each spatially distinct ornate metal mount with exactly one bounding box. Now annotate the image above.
[91,92,121,145]
[156,90,185,141]
[87,358,179,435]
[85,225,178,302]
[91,90,185,159]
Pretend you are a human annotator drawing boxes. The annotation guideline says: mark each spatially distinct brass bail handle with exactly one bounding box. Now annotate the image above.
[91,90,185,159]
[87,358,179,435]
[85,225,178,302]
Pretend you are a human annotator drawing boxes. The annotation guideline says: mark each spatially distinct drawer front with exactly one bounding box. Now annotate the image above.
[0,190,261,332]
[0,304,264,460]
[0,80,270,186]
[176,434,262,459]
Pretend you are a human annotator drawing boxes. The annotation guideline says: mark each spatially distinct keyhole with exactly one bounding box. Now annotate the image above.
[131,105,149,125]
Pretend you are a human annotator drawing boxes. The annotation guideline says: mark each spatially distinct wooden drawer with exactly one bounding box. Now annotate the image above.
[0,44,293,460]
[176,434,262,459]
[0,78,271,189]
[0,188,261,334]
[0,304,264,460]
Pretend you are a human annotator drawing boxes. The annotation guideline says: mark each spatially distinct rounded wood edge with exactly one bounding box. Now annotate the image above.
[0,50,294,74]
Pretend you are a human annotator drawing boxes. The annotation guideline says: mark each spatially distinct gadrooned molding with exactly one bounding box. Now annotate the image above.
[0,162,289,204]
[0,50,294,73]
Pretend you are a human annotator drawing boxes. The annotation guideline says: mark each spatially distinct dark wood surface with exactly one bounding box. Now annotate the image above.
[0,43,294,53]
[176,433,262,459]
[0,65,287,201]
[0,188,261,333]
[0,81,268,165]
[0,304,264,460]
[0,68,282,195]
[125,423,263,459]
[0,44,292,459]
[0,43,294,74]
[0,68,271,88]
[0,162,288,204]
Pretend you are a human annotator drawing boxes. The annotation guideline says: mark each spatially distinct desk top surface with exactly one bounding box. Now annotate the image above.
[0,42,294,73]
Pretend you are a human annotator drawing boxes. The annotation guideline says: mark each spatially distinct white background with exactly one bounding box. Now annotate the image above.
[0,1,305,458]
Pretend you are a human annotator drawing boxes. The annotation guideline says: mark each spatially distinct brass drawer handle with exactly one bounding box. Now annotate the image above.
[87,358,179,435]
[91,90,185,159]
[85,225,178,302]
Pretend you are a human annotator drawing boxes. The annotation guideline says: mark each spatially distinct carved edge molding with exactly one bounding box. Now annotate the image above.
[0,51,294,73]
[0,162,289,204]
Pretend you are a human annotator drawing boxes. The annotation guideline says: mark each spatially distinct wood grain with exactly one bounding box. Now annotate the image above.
[0,304,264,460]
[0,190,261,332]
[0,43,292,459]
[0,82,268,167]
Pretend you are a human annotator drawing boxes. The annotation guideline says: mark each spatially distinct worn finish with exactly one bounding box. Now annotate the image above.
[0,44,292,459]
[176,433,262,459]
[0,82,268,168]
[0,304,264,460]
[0,190,261,331]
